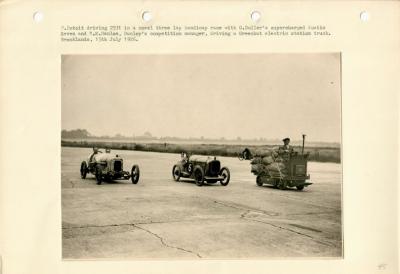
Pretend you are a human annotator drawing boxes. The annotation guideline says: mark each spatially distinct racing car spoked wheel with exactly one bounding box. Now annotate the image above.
[172,165,181,182]
[194,166,204,186]
[95,167,102,185]
[256,175,263,186]
[80,161,87,179]
[131,165,140,184]
[219,167,230,186]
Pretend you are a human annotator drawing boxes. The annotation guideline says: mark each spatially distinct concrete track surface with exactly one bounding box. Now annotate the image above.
[62,147,342,259]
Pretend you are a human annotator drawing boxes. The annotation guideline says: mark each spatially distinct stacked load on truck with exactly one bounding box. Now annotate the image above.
[243,135,312,190]
[250,149,288,177]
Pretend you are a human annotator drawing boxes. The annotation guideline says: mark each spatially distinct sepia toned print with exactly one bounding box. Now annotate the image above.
[61,53,342,259]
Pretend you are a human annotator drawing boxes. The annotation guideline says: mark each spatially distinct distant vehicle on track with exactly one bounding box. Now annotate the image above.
[80,148,140,185]
[172,152,230,186]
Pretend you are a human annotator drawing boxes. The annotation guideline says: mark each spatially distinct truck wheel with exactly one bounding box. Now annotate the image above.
[172,165,181,182]
[131,165,140,184]
[220,167,230,186]
[80,161,87,179]
[296,185,304,191]
[194,166,204,186]
[95,167,102,185]
[256,176,263,186]
[278,180,287,190]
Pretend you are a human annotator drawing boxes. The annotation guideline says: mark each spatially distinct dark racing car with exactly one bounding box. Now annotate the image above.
[172,152,230,186]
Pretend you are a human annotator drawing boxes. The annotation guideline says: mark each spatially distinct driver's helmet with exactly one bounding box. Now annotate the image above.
[93,147,99,154]
[181,152,189,162]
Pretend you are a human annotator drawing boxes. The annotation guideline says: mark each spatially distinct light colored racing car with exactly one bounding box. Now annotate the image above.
[80,148,140,185]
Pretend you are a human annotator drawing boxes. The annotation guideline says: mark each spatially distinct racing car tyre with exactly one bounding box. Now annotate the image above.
[194,166,204,186]
[95,167,102,185]
[131,165,140,184]
[80,161,87,179]
[219,167,230,186]
[172,165,181,182]
[296,185,304,191]
[256,175,263,186]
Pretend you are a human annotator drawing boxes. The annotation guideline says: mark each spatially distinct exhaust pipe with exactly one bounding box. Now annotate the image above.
[302,134,306,155]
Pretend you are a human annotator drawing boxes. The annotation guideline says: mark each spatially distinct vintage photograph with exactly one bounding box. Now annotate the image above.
[61,53,342,259]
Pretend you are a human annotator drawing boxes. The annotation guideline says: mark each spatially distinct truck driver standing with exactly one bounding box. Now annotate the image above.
[277,137,293,161]
[280,137,291,153]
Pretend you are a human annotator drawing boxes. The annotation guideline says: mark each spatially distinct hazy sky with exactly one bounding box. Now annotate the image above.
[62,53,341,142]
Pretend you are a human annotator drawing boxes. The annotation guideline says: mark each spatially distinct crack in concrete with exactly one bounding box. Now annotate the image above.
[63,223,134,229]
[243,217,313,238]
[214,200,335,248]
[62,221,202,258]
[240,210,251,218]
[63,221,168,230]
[287,210,341,216]
[64,199,336,255]
[214,200,314,238]
[62,218,237,230]
[241,217,335,248]
[214,200,279,217]
[260,193,340,211]
[288,223,322,233]
[133,224,202,258]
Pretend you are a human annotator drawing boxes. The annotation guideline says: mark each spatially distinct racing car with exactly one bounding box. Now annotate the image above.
[80,148,140,185]
[172,152,230,186]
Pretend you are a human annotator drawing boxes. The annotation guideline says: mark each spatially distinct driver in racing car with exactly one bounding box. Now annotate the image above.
[181,152,194,173]
[181,152,189,163]
[89,147,100,163]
